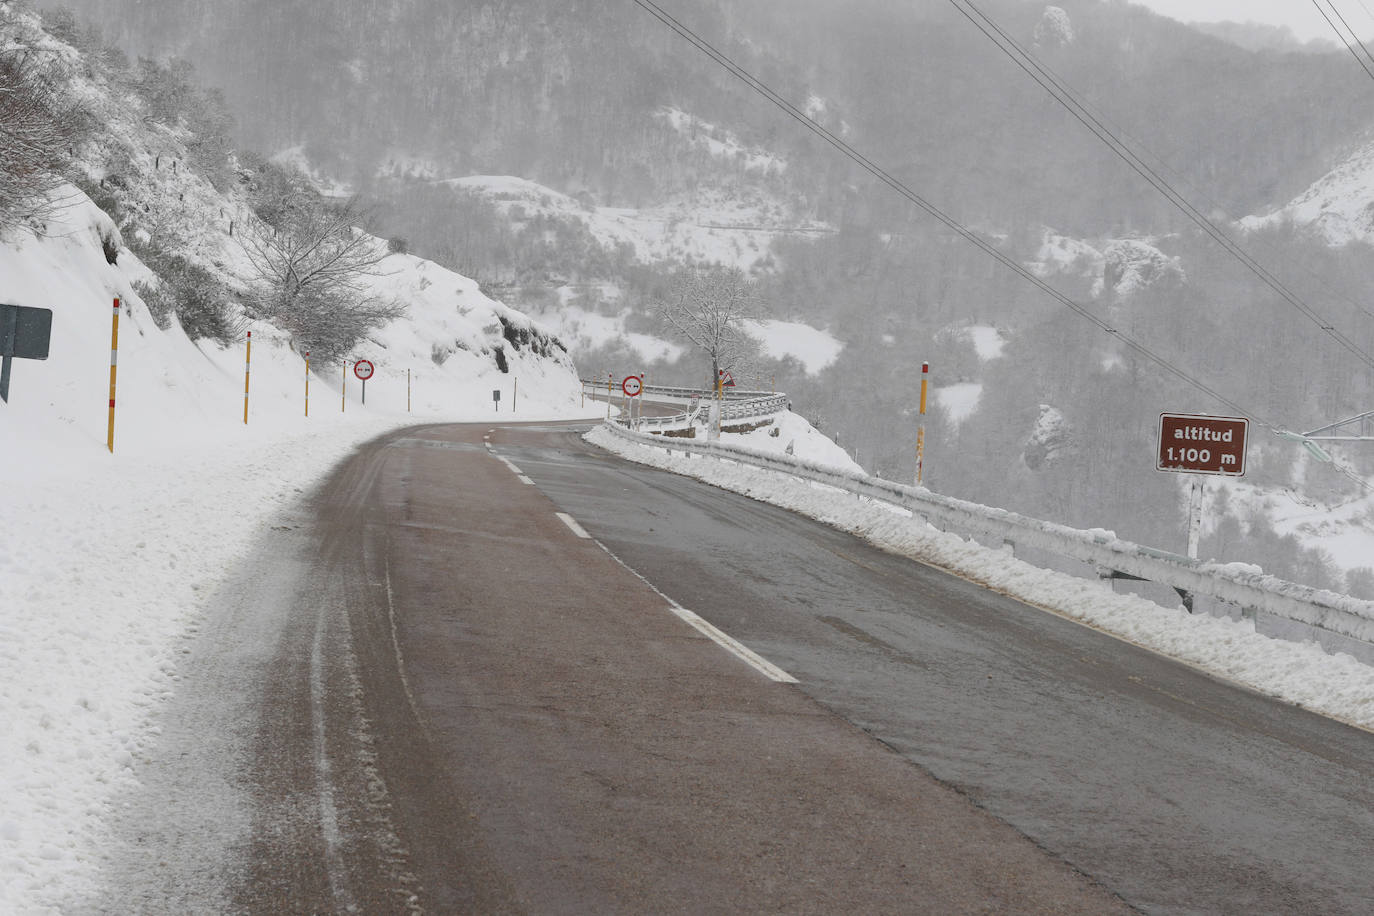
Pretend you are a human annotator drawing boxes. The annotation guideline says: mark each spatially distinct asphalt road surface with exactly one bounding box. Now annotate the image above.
[95,420,1374,914]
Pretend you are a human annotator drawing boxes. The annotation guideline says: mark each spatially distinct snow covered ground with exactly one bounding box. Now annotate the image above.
[936,382,983,424]
[444,174,828,272]
[587,426,1374,732]
[740,319,843,375]
[0,183,596,911]
[716,410,864,473]
[1240,138,1374,245]
[536,295,686,366]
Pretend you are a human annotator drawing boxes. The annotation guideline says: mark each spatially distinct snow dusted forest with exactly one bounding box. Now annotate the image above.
[28,0,1374,596]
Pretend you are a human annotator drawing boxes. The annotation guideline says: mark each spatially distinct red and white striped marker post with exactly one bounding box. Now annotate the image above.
[916,361,929,486]
[107,298,120,453]
[243,330,252,424]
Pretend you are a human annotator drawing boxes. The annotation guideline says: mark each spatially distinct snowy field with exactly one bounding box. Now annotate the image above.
[1,405,605,913]
[587,426,1374,733]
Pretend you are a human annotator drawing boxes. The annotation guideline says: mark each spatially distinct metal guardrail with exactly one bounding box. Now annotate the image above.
[581,379,789,431]
[580,378,773,402]
[597,422,1374,663]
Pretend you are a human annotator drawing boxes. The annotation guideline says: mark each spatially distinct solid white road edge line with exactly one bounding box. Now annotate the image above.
[667,604,799,684]
[556,512,592,539]
[518,475,534,486]
[591,539,799,684]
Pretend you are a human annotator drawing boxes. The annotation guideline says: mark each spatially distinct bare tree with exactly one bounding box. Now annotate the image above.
[654,265,766,391]
[239,194,403,361]
[0,50,83,234]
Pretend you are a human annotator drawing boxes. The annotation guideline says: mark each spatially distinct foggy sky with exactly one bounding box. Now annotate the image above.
[1127,0,1367,44]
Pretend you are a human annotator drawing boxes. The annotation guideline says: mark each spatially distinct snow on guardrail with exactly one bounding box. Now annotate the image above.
[594,421,1374,664]
[580,379,789,430]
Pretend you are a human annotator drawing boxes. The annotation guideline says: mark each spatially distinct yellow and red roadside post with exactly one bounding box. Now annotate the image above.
[243,330,252,424]
[916,361,929,486]
[106,298,120,453]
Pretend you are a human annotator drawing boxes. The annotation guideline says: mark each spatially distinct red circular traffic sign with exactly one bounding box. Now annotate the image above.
[622,375,643,397]
[354,359,375,381]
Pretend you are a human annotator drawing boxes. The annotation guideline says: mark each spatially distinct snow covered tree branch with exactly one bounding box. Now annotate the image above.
[0,49,84,234]
[239,194,404,362]
[653,265,766,390]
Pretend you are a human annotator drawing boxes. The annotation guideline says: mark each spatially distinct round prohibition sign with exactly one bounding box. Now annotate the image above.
[354,359,375,381]
[622,375,643,397]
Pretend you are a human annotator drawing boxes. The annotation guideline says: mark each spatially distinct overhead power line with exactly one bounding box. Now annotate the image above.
[948,0,1374,373]
[629,0,1276,428]
[631,0,1374,491]
[1312,0,1374,82]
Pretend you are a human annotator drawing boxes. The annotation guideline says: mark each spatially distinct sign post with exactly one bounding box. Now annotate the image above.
[0,302,53,404]
[305,352,310,417]
[622,374,642,429]
[354,358,374,405]
[1156,412,1249,611]
[492,388,501,411]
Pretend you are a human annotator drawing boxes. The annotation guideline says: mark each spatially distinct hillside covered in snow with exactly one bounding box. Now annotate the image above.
[0,8,598,908]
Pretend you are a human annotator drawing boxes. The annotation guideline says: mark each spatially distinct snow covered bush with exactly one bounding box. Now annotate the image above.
[238,193,404,361]
[129,242,236,344]
[0,47,84,234]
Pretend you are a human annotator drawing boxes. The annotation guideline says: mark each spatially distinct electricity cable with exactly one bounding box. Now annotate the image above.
[1329,0,1374,67]
[1032,63,1374,327]
[1311,0,1374,79]
[628,0,1278,430]
[955,11,1374,329]
[955,0,1374,326]
[949,0,1374,371]
[631,0,1374,491]
[950,0,1374,491]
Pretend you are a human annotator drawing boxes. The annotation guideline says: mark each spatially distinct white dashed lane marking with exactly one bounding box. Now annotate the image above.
[556,512,592,539]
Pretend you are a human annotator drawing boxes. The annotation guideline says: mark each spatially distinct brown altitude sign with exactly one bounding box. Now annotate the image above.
[1157,413,1248,476]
